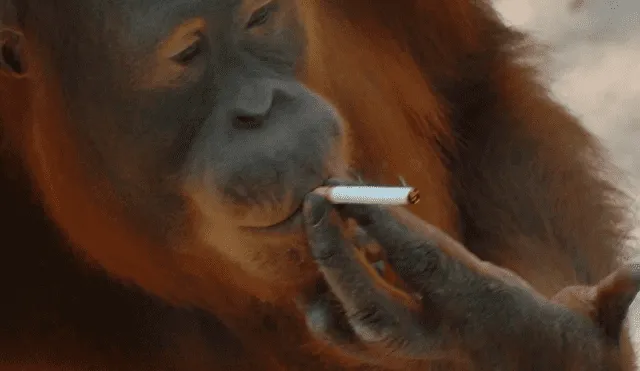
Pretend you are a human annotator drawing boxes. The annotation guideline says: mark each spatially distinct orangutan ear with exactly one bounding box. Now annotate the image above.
[1,0,28,77]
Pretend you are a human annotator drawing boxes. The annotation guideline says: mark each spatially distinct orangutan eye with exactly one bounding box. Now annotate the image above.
[246,1,278,29]
[171,35,204,65]
[161,18,207,67]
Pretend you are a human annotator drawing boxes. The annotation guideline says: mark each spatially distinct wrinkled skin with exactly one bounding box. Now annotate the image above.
[0,0,639,370]
[7,0,349,301]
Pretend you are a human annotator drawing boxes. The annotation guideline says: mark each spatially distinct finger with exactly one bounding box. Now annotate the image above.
[296,288,416,365]
[337,202,447,291]
[336,202,417,246]
[340,202,542,297]
[594,262,640,340]
[322,177,410,280]
[322,178,446,291]
[302,193,390,312]
[353,226,382,260]
[302,193,425,347]
[321,177,444,268]
[295,280,362,348]
[552,262,640,342]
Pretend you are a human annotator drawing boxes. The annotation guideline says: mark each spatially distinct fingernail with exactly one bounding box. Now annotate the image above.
[304,193,330,226]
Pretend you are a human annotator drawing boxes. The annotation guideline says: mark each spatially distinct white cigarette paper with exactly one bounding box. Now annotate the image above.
[313,186,420,205]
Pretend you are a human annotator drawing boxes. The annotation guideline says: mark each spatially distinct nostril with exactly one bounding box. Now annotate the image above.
[0,31,26,76]
[234,115,262,130]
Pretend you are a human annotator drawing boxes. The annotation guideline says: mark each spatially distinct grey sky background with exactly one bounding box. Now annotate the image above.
[495,0,640,229]
[494,0,640,359]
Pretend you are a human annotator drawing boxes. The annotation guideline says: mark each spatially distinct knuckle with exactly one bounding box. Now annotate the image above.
[350,320,395,344]
[347,307,399,344]
[305,304,333,336]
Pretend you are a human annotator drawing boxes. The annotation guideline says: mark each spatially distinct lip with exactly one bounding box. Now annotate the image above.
[263,204,305,232]
[241,203,306,234]
[239,177,342,235]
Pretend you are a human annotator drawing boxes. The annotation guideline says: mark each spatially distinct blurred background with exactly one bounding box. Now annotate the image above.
[494,0,640,358]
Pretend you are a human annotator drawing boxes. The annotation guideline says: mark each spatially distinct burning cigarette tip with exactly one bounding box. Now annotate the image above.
[407,188,421,205]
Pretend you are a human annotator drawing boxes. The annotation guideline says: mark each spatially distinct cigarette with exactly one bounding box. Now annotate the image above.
[313,186,420,205]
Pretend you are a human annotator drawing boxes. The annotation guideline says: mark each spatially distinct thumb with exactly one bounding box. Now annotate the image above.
[594,262,640,341]
[551,262,640,343]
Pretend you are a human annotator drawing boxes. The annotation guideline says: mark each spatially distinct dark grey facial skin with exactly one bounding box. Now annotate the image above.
[11,0,349,301]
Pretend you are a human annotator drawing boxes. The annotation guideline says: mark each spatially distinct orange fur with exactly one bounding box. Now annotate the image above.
[0,1,635,370]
